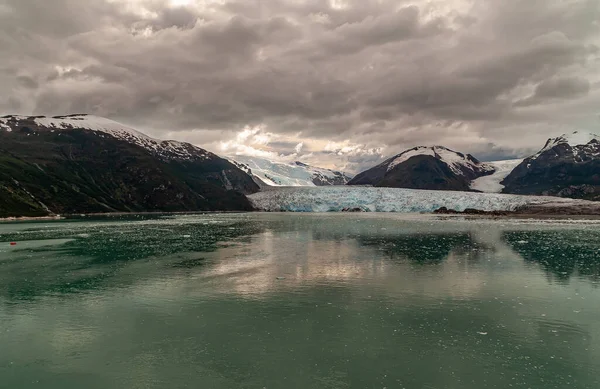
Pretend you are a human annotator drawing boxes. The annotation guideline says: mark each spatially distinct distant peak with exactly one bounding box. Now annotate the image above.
[385,144,491,176]
[391,145,463,161]
[403,145,456,153]
[557,131,599,145]
[537,131,600,155]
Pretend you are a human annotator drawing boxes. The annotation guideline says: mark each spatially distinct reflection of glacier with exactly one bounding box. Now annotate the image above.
[249,187,582,213]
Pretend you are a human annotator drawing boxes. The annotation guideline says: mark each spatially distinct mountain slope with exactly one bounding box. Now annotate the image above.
[348,146,494,191]
[230,155,353,187]
[502,131,600,200]
[0,114,259,217]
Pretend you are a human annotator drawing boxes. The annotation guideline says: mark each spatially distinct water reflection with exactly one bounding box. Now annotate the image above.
[358,233,478,263]
[1,214,600,389]
[504,230,600,283]
[2,215,600,304]
[0,215,265,300]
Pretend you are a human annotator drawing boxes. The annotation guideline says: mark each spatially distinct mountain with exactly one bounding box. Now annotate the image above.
[348,146,495,191]
[501,131,600,200]
[0,114,259,217]
[229,155,353,187]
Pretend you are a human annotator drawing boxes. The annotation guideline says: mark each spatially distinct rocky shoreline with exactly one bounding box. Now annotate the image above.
[434,202,600,217]
[4,202,600,221]
[0,215,65,222]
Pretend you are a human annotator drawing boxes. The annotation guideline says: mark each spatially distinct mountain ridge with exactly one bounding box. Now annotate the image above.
[501,131,600,200]
[2,112,599,217]
[348,133,600,201]
[0,114,259,217]
[348,146,495,191]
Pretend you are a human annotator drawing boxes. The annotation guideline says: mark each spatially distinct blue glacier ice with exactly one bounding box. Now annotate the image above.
[248,186,585,213]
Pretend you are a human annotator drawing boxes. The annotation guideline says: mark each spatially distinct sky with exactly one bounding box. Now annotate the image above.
[1,0,600,173]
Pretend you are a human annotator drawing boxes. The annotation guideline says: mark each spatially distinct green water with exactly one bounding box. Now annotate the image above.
[1,213,600,389]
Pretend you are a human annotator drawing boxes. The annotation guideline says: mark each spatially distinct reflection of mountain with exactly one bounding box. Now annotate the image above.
[504,230,600,282]
[358,233,479,263]
[0,115,259,217]
[4,215,599,389]
[5,213,600,306]
[0,216,265,300]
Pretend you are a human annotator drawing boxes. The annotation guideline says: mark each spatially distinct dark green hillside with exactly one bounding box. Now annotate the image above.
[0,122,259,217]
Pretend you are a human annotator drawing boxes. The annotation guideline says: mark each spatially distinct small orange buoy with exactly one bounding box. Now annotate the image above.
[10,242,16,246]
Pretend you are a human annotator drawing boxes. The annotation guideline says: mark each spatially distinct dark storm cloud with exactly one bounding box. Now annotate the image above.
[15,76,38,89]
[0,0,122,37]
[515,76,591,107]
[535,77,592,99]
[1,0,599,171]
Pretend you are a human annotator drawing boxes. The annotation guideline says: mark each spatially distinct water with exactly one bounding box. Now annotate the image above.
[1,213,600,389]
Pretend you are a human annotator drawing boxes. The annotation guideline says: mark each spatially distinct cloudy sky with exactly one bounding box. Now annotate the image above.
[1,0,599,172]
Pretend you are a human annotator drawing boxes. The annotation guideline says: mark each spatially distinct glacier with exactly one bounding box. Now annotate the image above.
[249,186,587,213]
[470,159,523,193]
[229,155,352,187]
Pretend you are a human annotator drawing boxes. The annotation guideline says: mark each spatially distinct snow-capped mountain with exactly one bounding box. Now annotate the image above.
[533,131,600,160]
[349,146,495,191]
[0,114,258,217]
[502,131,600,200]
[385,146,492,176]
[229,155,353,187]
[1,114,213,162]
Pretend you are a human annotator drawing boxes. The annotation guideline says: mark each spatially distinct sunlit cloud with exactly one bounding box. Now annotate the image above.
[169,0,192,6]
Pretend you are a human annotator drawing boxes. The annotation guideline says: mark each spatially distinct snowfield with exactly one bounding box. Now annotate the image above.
[249,186,590,213]
[230,155,352,187]
[470,159,523,193]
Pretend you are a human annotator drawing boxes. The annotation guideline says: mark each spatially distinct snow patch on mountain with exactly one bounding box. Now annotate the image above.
[387,147,435,171]
[230,155,353,187]
[470,159,523,193]
[0,114,213,161]
[249,186,587,213]
[0,122,11,132]
[387,146,494,176]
